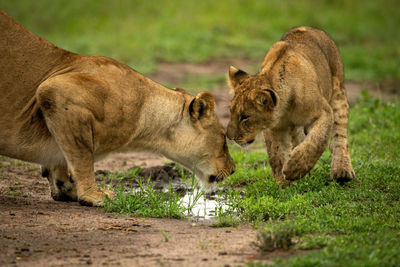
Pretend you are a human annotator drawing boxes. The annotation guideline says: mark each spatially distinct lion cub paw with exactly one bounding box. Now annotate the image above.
[331,160,355,184]
[282,150,309,180]
[275,176,292,188]
[79,188,115,207]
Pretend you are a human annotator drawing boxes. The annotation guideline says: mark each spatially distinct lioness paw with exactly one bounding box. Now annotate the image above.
[78,188,114,207]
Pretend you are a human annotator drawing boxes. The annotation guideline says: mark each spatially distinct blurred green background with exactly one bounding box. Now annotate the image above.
[1,0,399,81]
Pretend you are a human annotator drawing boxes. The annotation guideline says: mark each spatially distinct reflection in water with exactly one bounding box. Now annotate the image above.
[182,192,228,221]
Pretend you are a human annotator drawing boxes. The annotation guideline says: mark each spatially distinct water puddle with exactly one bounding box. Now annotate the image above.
[122,187,229,222]
[181,192,229,221]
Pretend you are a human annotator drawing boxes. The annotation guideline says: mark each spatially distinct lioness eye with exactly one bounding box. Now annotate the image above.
[239,114,249,123]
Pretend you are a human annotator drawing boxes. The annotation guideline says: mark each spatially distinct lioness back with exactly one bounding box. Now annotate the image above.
[280,26,344,83]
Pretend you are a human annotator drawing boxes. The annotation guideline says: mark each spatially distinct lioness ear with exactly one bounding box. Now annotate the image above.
[228,66,249,92]
[250,89,277,111]
[189,92,216,121]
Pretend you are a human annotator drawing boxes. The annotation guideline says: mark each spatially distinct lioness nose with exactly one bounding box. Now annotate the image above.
[209,175,217,183]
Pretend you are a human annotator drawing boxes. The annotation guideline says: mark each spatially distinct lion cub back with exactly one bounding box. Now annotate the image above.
[280,26,344,83]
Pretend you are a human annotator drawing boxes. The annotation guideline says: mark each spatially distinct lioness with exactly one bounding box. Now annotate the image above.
[0,9,235,206]
[226,26,355,184]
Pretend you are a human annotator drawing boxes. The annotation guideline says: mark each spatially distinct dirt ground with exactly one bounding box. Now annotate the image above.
[1,59,399,267]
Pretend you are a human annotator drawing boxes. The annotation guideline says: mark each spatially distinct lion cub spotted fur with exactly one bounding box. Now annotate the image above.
[227,26,355,184]
[0,9,235,206]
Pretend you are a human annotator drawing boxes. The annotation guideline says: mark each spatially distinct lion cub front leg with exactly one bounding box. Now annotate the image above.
[283,105,333,180]
[263,129,291,185]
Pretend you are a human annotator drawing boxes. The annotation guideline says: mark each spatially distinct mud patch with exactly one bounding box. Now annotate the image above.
[0,157,284,267]
[95,162,188,190]
[149,58,258,85]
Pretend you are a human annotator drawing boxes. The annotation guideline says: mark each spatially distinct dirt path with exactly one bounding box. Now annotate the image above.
[1,59,399,267]
[0,195,259,267]
[1,157,290,267]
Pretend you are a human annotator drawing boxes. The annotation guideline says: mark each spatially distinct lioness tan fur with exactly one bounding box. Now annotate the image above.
[227,26,355,184]
[0,9,235,206]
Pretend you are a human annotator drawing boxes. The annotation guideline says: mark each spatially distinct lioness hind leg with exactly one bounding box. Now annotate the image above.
[263,129,291,185]
[329,77,355,183]
[41,165,77,202]
[37,79,114,206]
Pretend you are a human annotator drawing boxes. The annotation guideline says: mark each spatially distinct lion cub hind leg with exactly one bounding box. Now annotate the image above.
[329,77,355,183]
[263,129,291,185]
[283,104,333,180]
[37,79,113,207]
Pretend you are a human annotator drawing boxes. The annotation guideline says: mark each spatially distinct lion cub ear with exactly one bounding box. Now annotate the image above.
[228,66,250,92]
[189,92,216,121]
[250,89,277,111]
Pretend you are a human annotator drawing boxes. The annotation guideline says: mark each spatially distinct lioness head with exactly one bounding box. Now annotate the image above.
[169,91,235,185]
[226,66,278,146]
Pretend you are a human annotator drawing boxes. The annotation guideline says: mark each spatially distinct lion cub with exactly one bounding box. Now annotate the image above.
[226,26,355,184]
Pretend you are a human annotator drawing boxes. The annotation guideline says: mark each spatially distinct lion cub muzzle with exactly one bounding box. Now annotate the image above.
[227,123,256,147]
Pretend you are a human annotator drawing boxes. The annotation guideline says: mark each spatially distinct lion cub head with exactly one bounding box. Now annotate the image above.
[171,91,235,186]
[226,66,278,146]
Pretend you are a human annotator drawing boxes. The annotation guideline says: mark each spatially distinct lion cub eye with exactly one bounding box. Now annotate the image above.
[239,114,249,123]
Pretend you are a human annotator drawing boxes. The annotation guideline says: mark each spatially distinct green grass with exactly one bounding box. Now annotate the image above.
[103,181,187,219]
[102,166,204,219]
[1,0,399,81]
[216,94,400,266]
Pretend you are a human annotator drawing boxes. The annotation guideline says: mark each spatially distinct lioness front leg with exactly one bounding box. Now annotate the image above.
[283,104,333,180]
[45,112,113,206]
[329,77,355,182]
[38,84,113,206]
[263,129,291,185]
